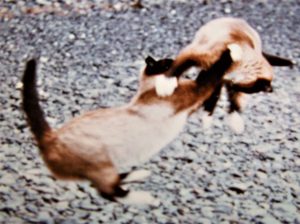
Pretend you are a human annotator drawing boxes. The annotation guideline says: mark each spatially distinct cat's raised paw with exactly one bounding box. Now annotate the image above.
[115,191,160,206]
[227,111,245,134]
[155,75,178,97]
[228,43,243,62]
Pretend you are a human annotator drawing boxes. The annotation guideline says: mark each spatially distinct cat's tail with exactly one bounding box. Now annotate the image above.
[262,52,294,67]
[22,59,51,145]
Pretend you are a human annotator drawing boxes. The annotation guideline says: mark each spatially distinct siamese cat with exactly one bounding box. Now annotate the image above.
[155,17,293,134]
[21,44,239,206]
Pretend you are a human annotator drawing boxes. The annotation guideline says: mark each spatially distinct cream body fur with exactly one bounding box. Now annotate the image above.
[57,103,188,171]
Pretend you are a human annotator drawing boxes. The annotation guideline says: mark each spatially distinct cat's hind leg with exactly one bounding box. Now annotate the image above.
[226,84,247,134]
[201,84,222,129]
[87,164,158,206]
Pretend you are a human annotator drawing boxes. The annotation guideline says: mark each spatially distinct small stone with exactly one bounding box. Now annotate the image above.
[37,211,54,224]
[179,188,194,201]
[32,185,55,194]
[260,214,281,224]
[273,201,298,215]
[26,204,39,214]
[224,7,231,14]
[40,56,49,63]
[213,204,233,215]
[114,3,124,11]
[196,218,211,224]
[201,206,214,218]
[248,205,267,216]
[15,81,23,90]
[79,33,86,39]
[55,201,69,212]
[256,170,268,180]
[38,89,49,100]
[78,199,100,211]
[0,173,16,185]
[170,9,176,15]
[36,0,51,5]
[228,183,248,194]
[68,33,76,40]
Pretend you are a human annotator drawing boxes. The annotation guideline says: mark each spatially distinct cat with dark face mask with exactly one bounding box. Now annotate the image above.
[155,17,293,133]
[21,44,238,205]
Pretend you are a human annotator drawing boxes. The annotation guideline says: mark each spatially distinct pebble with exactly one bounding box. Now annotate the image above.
[78,199,100,211]
[26,204,39,214]
[40,56,49,63]
[201,206,214,218]
[68,33,76,40]
[55,201,69,212]
[0,173,16,185]
[228,182,249,194]
[224,7,231,14]
[37,211,54,224]
[260,214,281,224]
[36,0,51,6]
[15,81,23,90]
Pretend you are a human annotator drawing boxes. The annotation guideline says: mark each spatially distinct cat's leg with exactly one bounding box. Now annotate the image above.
[88,164,159,206]
[120,169,151,184]
[226,83,246,134]
[202,84,222,129]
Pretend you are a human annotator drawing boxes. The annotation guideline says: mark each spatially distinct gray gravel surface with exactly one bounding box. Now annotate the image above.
[1,0,300,223]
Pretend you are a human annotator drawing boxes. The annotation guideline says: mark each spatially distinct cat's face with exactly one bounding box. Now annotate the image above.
[144,56,174,76]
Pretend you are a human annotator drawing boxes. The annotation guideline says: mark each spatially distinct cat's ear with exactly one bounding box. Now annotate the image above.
[262,52,294,67]
[145,56,156,67]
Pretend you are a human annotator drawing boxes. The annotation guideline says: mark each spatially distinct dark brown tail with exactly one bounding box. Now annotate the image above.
[22,59,51,143]
[263,52,294,67]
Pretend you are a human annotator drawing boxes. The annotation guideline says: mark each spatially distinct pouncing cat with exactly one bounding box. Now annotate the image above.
[21,44,239,206]
[155,17,293,134]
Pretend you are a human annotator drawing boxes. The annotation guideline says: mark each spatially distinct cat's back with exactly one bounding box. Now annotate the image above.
[194,17,261,51]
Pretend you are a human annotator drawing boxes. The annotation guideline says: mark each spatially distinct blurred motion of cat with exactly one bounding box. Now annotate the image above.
[155,17,293,134]
[21,44,239,205]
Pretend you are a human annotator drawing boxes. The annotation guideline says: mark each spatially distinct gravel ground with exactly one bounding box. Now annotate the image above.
[0,0,300,223]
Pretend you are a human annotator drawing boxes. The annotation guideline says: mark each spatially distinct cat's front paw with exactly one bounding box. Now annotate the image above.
[155,75,178,97]
[227,43,243,62]
[227,111,245,134]
[115,190,160,206]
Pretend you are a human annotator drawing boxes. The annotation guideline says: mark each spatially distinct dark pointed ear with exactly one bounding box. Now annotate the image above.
[145,56,156,67]
[263,52,294,67]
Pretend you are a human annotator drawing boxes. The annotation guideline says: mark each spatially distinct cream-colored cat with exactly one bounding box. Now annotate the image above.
[22,45,238,205]
[155,17,293,134]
